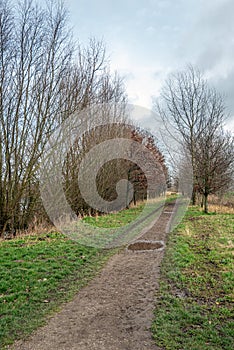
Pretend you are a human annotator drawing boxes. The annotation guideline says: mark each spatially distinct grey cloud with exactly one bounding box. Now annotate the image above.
[211,70,234,122]
[194,0,234,70]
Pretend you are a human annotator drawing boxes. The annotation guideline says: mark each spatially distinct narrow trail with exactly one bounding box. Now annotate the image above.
[12,202,176,350]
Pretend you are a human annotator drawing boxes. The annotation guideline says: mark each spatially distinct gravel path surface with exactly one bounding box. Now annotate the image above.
[11,202,175,350]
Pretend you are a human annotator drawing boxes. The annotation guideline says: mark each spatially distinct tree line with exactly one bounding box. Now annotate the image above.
[0,0,168,236]
[155,65,234,213]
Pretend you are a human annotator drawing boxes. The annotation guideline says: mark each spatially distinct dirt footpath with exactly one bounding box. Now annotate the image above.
[12,202,175,350]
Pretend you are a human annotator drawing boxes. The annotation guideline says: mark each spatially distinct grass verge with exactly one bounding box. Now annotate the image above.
[83,202,145,227]
[83,194,178,228]
[152,206,234,350]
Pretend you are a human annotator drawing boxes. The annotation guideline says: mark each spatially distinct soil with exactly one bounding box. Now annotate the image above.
[127,241,164,251]
[11,202,175,350]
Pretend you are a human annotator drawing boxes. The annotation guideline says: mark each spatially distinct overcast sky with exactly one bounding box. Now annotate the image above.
[65,0,234,130]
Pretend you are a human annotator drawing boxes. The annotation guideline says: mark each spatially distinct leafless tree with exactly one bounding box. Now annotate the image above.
[62,117,130,217]
[0,0,75,235]
[0,0,129,235]
[155,65,226,205]
[194,130,234,213]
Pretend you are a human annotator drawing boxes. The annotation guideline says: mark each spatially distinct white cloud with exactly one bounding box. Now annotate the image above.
[109,46,164,109]
[66,0,234,124]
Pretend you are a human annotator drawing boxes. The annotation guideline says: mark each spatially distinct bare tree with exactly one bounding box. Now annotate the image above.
[155,65,226,205]
[0,0,129,235]
[194,131,234,213]
[0,0,75,234]
[62,115,130,217]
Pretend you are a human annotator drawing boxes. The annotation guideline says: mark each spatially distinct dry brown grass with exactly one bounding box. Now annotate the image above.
[0,218,55,241]
[18,222,55,237]
[208,193,234,214]
[208,204,234,214]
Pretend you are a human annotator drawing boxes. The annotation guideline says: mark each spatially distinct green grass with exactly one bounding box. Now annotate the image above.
[0,232,115,348]
[83,194,178,229]
[152,206,234,350]
[83,202,145,228]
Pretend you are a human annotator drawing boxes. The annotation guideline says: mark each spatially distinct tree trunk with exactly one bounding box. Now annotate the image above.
[204,193,208,214]
[192,187,197,205]
[200,194,204,208]
[133,191,136,206]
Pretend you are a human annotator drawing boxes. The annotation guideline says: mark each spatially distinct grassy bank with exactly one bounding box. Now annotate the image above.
[152,206,234,350]
[83,202,145,227]
[83,194,178,228]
